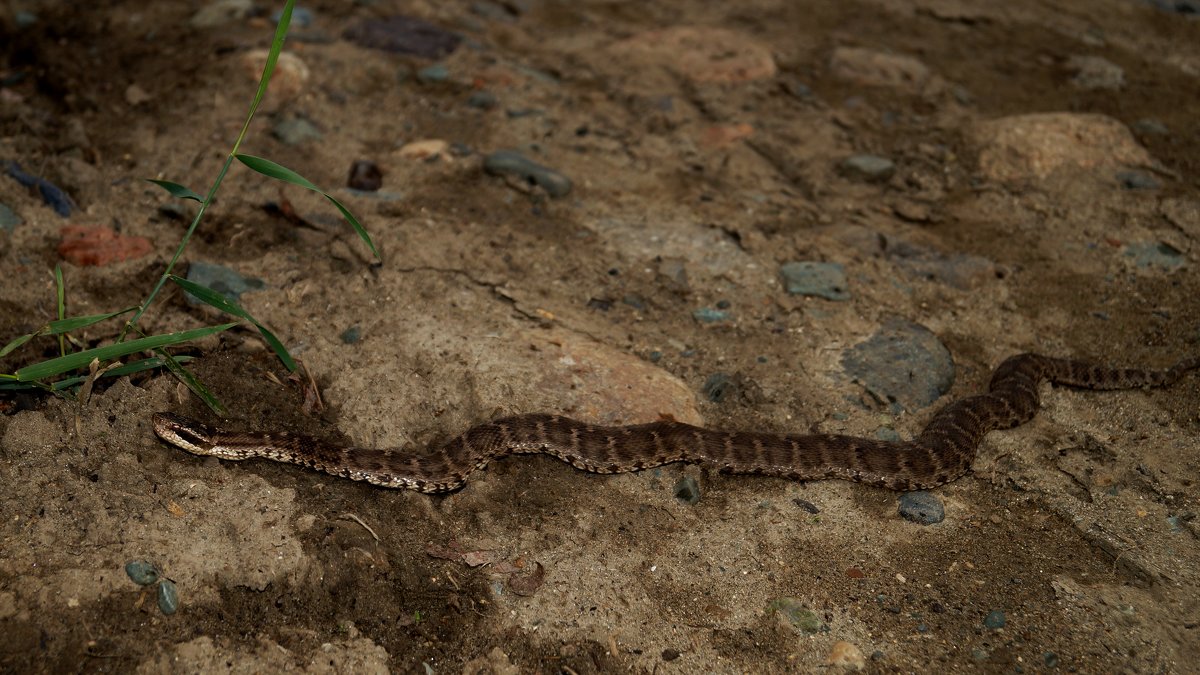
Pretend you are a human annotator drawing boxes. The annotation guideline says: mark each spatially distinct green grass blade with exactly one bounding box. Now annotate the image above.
[0,333,35,359]
[236,154,379,259]
[16,323,237,381]
[169,275,296,372]
[146,179,204,202]
[155,348,227,414]
[54,264,66,356]
[0,356,196,391]
[48,307,138,334]
[231,0,293,156]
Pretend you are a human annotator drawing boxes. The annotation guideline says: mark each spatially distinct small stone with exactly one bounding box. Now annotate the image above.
[793,498,820,514]
[417,63,451,83]
[971,113,1155,182]
[1043,652,1059,668]
[703,373,736,403]
[648,350,663,362]
[58,225,152,267]
[185,261,265,304]
[780,261,849,301]
[124,83,151,106]
[398,139,449,160]
[0,203,21,233]
[840,155,895,181]
[983,610,1006,629]
[343,15,462,59]
[189,0,252,28]
[124,561,160,586]
[1133,118,1169,136]
[768,598,823,633]
[841,319,955,411]
[483,150,572,198]
[272,6,314,28]
[1067,55,1125,90]
[1124,241,1185,271]
[846,567,865,579]
[829,47,932,91]
[240,50,309,103]
[340,326,361,344]
[826,641,865,671]
[1116,170,1160,190]
[692,307,730,323]
[874,427,901,442]
[272,117,323,145]
[14,10,37,27]
[673,476,700,505]
[898,491,945,525]
[348,160,383,191]
[466,90,498,109]
[157,579,180,615]
[661,648,681,662]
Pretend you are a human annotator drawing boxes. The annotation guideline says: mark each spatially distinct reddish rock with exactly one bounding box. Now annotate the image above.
[58,225,152,266]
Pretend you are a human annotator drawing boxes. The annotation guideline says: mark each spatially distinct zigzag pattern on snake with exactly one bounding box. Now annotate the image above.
[153,353,1199,493]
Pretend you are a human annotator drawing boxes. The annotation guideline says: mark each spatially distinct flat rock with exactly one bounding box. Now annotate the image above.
[971,113,1156,182]
[780,261,850,300]
[841,319,955,411]
[343,15,461,59]
[829,47,932,91]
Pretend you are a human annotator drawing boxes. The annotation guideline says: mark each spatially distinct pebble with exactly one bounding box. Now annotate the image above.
[793,498,820,514]
[692,307,730,323]
[1116,170,1161,190]
[661,648,681,661]
[340,326,361,344]
[466,90,498,110]
[189,0,252,28]
[703,373,736,403]
[14,10,37,27]
[5,161,75,216]
[886,239,995,290]
[673,476,700,505]
[1133,118,1169,136]
[240,50,309,103]
[343,15,462,59]
[971,113,1155,182]
[983,609,1006,629]
[417,63,451,83]
[826,641,866,671]
[1125,241,1185,271]
[898,491,945,525]
[840,155,895,181]
[829,47,931,90]
[58,225,152,266]
[272,117,323,145]
[0,203,20,233]
[124,560,160,586]
[841,319,955,412]
[1044,652,1059,667]
[271,6,314,28]
[874,427,901,442]
[347,160,383,191]
[483,150,572,198]
[186,261,265,304]
[157,579,180,615]
[780,261,849,301]
[1066,55,1125,90]
[768,598,823,633]
[398,139,450,160]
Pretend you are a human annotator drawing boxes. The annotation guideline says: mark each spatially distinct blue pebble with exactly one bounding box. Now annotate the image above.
[157,579,180,615]
[5,161,75,217]
[898,491,945,525]
[124,560,160,586]
[692,307,730,323]
[418,63,451,83]
[0,202,21,233]
[1124,242,1184,271]
[983,609,1005,629]
[340,326,361,344]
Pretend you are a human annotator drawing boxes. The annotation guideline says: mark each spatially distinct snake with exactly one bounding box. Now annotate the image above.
[152,353,1198,493]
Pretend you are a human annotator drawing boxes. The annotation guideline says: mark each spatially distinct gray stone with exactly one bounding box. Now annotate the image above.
[840,154,895,181]
[898,491,945,525]
[124,560,160,586]
[483,150,572,198]
[768,598,823,633]
[467,90,498,110]
[673,476,700,504]
[189,0,253,28]
[186,262,265,304]
[417,63,451,83]
[272,117,323,145]
[1125,241,1185,271]
[983,609,1006,629]
[0,203,21,233]
[1116,170,1160,190]
[157,579,180,615]
[841,319,955,412]
[780,261,849,300]
[1067,55,1125,90]
[692,307,730,323]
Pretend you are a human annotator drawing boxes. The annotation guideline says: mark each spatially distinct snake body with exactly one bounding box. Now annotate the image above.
[153,353,1198,493]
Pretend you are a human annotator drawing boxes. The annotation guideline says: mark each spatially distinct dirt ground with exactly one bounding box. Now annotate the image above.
[2,0,1200,672]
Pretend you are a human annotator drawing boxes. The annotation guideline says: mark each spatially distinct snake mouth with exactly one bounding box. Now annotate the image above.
[152,412,220,456]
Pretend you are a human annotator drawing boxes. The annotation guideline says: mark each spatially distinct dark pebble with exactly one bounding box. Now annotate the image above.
[983,609,1006,629]
[1043,652,1059,668]
[1133,118,1169,135]
[674,476,700,505]
[715,299,731,309]
[124,560,160,586]
[780,261,849,301]
[157,579,180,615]
[898,491,945,525]
[1125,241,1185,271]
[793,498,820,514]
[692,307,730,323]
[840,155,895,181]
[841,318,955,412]
[0,202,21,233]
[1116,170,1161,190]
[343,15,461,59]
[466,90,498,109]
[661,648,681,661]
[417,63,450,83]
[648,350,662,362]
[483,150,572,198]
[348,160,383,191]
[703,373,736,403]
[622,295,646,310]
[340,326,361,344]
[186,262,265,304]
[5,161,75,217]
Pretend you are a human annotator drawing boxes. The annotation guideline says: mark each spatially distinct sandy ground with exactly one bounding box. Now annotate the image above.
[2,0,1200,672]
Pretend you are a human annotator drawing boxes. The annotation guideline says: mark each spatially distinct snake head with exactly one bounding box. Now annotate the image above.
[152,412,222,457]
